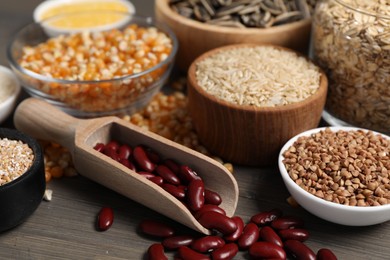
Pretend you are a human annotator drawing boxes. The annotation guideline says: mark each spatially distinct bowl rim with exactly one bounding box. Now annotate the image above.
[33,0,136,23]
[6,13,178,85]
[156,0,312,34]
[0,65,21,103]
[0,128,43,189]
[278,126,390,213]
[187,43,328,113]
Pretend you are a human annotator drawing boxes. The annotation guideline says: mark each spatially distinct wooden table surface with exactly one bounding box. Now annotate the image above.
[0,1,389,259]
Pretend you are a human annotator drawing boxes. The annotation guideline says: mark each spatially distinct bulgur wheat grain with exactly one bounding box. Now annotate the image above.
[0,138,34,185]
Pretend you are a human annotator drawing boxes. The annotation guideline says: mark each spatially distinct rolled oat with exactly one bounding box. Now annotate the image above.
[311,0,390,134]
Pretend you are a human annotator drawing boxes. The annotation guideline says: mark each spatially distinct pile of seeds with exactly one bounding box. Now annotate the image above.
[0,138,34,185]
[195,46,321,107]
[282,128,390,206]
[41,140,77,182]
[170,0,317,28]
[312,0,390,134]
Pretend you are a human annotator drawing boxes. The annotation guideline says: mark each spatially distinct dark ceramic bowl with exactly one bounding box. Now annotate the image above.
[0,128,45,233]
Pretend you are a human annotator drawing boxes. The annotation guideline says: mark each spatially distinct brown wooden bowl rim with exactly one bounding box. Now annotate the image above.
[156,0,312,34]
[187,43,328,113]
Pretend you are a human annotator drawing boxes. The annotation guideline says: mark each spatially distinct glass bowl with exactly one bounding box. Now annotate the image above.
[7,12,178,118]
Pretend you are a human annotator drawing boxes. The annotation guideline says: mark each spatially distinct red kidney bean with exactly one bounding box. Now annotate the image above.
[249,241,286,260]
[156,165,180,185]
[138,171,157,179]
[194,204,226,219]
[178,246,210,260]
[316,248,338,260]
[104,148,120,161]
[119,158,133,169]
[162,183,186,200]
[284,240,316,260]
[144,146,161,164]
[93,143,105,152]
[178,165,200,184]
[191,235,225,253]
[162,235,195,250]
[126,160,137,171]
[138,219,175,238]
[271,216,304,230]
[278,228,309,242]
[149,176,164,186]
[211,243,238,260]
[237,222,260,250]
[197,211,237,235]
[96,207,114,231]
[259,226,283,247]
[163,159,180,175]
[104,140,119,152]
[224,216,244,242]
[147,243,168,260]
[133,146,156,172]
[187,179,205,211]
[251,208,283,226]
[204,189,222,205]
[118,144,132,160]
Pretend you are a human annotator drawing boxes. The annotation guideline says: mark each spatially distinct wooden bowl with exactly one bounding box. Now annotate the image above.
[155,0,312,71]
[187,44,328,166]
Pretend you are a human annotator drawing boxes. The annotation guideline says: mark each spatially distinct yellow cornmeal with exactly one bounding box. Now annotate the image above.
[39,0,130,29]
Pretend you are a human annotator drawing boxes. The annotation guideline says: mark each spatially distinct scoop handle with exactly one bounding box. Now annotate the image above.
[13,98,80,150]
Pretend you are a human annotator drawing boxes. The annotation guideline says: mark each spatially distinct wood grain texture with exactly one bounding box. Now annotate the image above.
[13,98,238,235]
[0,1,389,259]
[187,44,328,166]
[155,0,312,71]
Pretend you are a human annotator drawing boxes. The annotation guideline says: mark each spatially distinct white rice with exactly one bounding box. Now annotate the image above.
[195,46,321,107]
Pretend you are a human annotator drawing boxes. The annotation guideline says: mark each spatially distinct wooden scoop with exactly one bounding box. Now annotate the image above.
[13,98,239,234]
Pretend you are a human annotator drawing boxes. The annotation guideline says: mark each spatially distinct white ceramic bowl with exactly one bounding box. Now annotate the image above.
[278,126,390,226]
[0,66,21,124]
[33,0,136,37]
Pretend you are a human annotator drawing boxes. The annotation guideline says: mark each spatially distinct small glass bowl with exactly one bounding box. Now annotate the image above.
[7,12,178,118]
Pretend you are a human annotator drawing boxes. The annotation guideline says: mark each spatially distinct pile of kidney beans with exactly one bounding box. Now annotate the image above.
[94,140,337,260]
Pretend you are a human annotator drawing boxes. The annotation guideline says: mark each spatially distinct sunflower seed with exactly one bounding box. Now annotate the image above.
[216,2,247,16]
[274,11,302,24]
[295,0,310,19]
[194,5,211,21]
[170,0,317,28]
[200,0,216,16]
